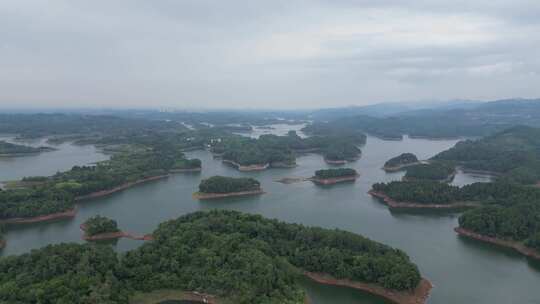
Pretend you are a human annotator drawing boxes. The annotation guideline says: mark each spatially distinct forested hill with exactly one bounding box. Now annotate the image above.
[303,99,540,139]
[0,210,423,303]
[433,125,540,184]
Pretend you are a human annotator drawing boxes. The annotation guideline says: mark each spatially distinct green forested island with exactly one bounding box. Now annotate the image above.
[403,163,455,182]
[0,140,53,156]
[82,215,120,236]
[0,210,424,303]
[433,125,540,184]
[314,168,358,179]
[198,176,261,194]
[383,153,419,170]
[212,131,364,168]
[0,146,201,221]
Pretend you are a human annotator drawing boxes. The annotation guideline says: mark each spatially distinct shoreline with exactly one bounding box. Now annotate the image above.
[324,158,347,165]
[222,159,269,171]
[309,175,358,185]
[76,175,170,201]
[0,208,77,225]
[368,190,479,210]
[80,224,153,241]
[169,167,202,173]
[304,272,432,304]
[454,227,540,260]
[193,189,265,200]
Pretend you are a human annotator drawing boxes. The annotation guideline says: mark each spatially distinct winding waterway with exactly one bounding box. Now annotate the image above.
[1,135,539,303]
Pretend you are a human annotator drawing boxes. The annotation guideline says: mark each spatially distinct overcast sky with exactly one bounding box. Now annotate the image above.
[1,1,539,109]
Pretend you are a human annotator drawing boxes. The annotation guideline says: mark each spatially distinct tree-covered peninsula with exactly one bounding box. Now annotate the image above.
[433,125,540,184]
[0,146,201,222]
[0,210,428,303]
[383,153,419,171]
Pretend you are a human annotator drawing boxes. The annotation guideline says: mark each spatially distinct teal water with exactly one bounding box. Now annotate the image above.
[0,135,538,303]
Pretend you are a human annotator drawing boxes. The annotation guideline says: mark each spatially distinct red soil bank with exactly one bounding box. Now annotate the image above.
[80,224,153,241]
[193,189,265,200]
[0,208,77,225]
[76,175,169,201]
[309,175,358,185]
[368,190,479,210]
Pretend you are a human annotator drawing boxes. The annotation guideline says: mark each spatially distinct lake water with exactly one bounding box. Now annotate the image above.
[1,135,539,304]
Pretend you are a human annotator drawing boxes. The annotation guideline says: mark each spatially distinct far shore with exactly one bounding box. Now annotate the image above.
[369,190,479,210]
[324,159,347,165]
[130,290,219,304]
[80,224,153,241]
[193,189,265,200]
[304,272,432,304]
[455,227,540,260]
[0,208,77,225]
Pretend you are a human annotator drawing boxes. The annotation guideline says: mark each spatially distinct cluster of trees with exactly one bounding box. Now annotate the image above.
[433,126,540,184]
[384,153,419,168]
[314,168,357,179]
[0,243,130,303]
[213,131,364,167]
[83,215,120,236]
[198,176,261,194]
[0,141,52,155]
[0,210,422,303]
[0,145,201,220]
[404,163,455,181]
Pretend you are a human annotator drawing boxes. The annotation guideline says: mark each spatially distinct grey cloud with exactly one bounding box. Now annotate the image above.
[0,0,539,109]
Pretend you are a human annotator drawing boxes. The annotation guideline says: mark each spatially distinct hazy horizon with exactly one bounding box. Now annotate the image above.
[1,1,540,109]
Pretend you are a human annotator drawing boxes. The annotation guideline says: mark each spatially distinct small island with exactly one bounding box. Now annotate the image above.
[309,168,359,185]
[403,163,456,182]
[383,153,420,172]
[80,215,152,241]
[193,176,264,199]
[0,140,54,157]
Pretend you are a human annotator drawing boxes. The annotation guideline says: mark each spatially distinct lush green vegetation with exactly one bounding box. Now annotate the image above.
[384,153,418,168]
[0,210,423,303]
[0,140,52,155]
[0,243,130,303]
[198,176,261,194]
[314,168,357,179]
[0,146,200,220]
[404,163,455,181]
[124,211,421,301]
[213,131,364,166]
[83,215,120,236]
[433,126,540,184]
[0,187,73,219]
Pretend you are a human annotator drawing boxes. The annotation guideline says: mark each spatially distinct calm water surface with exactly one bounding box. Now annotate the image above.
[1,135,538,304]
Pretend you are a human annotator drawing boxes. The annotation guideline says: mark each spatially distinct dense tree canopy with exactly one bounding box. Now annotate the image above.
[83,216,120,236]
[372,181,461,204]
[198,176,261,194]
